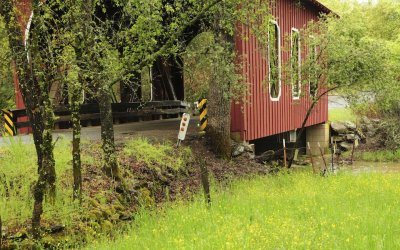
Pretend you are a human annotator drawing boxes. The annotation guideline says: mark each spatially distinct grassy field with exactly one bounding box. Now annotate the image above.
[0,137,194,248]
[354,149,400,162]
[329,108,356,122]
[90,172,400,250]
[0,137,79,224]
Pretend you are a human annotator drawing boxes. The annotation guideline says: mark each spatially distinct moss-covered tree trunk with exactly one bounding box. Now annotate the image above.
[206,9,232,159]
[98,87,120,180]
[1,1,57,238]
[207,74,232,159]
[71,100,82,201]
[69,77,82,202]
[64,46,83,202]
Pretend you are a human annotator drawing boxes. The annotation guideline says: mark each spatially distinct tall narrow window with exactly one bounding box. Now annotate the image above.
[309,36,318,97]
[291,28,301,99]
[268,20,281,101]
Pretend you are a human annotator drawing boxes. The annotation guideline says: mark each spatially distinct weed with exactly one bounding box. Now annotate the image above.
[90,172,400,249]
[123,138,192,172]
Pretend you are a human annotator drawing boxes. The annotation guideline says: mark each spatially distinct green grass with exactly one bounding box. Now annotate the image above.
[123,138,192,171]
[0,137,80,224]
[355,149,400,162]
[329,108,356,122]
[90,172,400,249]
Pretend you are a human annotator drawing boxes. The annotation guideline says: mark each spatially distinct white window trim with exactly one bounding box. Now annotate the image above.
[291,28,301,100]
[268,20,282,102]
[308,35,318,97]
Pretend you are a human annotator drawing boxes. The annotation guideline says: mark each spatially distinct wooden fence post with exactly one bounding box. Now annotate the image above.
[318,142,328,175]
[307,142,317,174]
[331,137,335,172]
[199,159,211,207]
[350,139,358,165]
[283,139,287,168]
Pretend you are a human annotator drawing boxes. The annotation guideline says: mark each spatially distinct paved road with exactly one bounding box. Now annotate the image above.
[0,117,200,145]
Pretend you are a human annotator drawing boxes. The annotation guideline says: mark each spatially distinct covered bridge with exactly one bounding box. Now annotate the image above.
[10,0,331,153]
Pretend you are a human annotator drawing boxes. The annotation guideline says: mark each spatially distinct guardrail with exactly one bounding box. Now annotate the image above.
[8,101,189,132]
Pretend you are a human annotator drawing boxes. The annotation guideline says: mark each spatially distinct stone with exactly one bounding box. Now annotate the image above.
[232,144,245,157]
[331,122,348,134]
[339,142,353,151]
[344,121,357,131]
[255,150,275,163]
[345,134,358,141]
[120,214,133,221]
[48,224,65,234]
[243,143,255,153]
[331,135,345,143]
[361,116,372,126]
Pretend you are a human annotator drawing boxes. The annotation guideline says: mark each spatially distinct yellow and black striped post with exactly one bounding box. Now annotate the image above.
[197,99,208,131]
[2,109,16,136]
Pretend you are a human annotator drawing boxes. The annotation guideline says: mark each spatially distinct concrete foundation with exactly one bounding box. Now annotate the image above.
[306,123,330,156]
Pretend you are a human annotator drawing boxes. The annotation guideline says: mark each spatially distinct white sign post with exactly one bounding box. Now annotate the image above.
[177,113,191,147]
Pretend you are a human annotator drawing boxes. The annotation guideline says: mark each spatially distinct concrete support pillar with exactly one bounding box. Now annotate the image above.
[306,123,330,156]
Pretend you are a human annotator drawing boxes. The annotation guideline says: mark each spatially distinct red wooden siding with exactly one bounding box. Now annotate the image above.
[232,0,329,141]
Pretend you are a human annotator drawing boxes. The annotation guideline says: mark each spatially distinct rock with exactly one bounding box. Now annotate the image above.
[371,118,381,124]
[334,147,342,155]
[232,144,245,157]
[339,142,353,151]
[344,121,357,131]
[361,116,371,125]
[8,231,27,240]
[119,214,133,221]
[255,150,275,163]
[48,224,65,234]
[331,135,345,143]
[242,143,255,153]
[345,134,358,141]
[331,122,348,134]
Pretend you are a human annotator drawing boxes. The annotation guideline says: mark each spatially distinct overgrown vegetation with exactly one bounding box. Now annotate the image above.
[354,149,400,162]
[321,0,400,149]
[124,138,192,172]
[0,138,196,248]
[89,172,400,249]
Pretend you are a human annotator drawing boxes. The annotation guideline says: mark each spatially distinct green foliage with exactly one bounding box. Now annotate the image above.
[317,1,400,149]
[123,138,192,172]
[183,32,214,102]
[90,172,400,249]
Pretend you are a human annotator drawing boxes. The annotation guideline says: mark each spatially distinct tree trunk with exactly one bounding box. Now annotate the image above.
[98,87,120,180]
[1,2,57,237]
[207,77,232,159]
[71,103,82,201]
[206,10,232,159]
